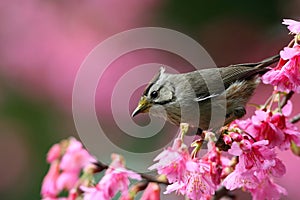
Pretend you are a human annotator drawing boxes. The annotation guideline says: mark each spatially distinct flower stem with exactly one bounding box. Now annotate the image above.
[290,113,300,124]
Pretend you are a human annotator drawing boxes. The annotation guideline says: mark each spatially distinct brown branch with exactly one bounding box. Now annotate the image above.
[280,91,294,109]
[288,38,296,48]
[290,113,300,124]
[94,160,169,185]
[129,181,149,194]
[93,161,108,172]
[94,159,237,199]
[140,173,169,185]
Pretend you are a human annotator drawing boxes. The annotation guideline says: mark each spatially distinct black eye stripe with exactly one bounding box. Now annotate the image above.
[153,99,172,105]
[144,84,163,97]
[143,83,153,96]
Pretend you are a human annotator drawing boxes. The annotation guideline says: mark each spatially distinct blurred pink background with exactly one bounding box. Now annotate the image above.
[0,0,300,199]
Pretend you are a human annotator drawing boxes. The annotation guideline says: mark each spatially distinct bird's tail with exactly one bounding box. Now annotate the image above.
[255,54,280,69]
[240,54,280,68]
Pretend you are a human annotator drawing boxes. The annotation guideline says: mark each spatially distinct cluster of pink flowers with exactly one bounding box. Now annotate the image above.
[219,99,300,199]
[41,19,300,200]
[262,19,300,93]
[41,137,97,200]
[81,154,141,200]
[149,101,300,200]
[41,138,144,200]
[222,130,287,199]
[236,101,300,150]
[149,136,232,200]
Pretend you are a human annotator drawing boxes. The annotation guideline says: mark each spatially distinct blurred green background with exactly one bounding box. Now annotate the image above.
[1,0,300,199]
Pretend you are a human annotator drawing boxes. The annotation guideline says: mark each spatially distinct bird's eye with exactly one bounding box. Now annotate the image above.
[150,91,158,99]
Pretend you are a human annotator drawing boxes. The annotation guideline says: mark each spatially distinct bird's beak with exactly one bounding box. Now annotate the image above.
[131,96,151,117]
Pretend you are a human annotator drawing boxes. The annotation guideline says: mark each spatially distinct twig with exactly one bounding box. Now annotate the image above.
[94,160,169,185]
[128,181,149,194]
[279,91,294,109]
[140,173,169,185]
[290,113,300,124]
[93,161,108,172]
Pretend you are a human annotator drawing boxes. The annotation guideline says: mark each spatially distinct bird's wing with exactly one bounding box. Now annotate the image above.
[220,54,280,88]
[190,65,263,102]
[190,55,279,101]
[219,65,262,88]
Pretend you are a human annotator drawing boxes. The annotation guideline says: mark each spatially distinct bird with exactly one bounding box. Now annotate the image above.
[131,55,279,132]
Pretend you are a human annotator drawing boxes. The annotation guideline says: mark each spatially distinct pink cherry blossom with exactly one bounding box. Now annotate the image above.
[236,102,300,149]
[201,146,223,185]
[282,19,300,34]
[239,140,270,170]
[262,45,300,93]
[164,181,186,196]
[244,111,285,148]
[99,167,142,198]
[152,141,223,199]
[223,137,287,199]
[223,157,286,198]
[140,182,160,200]
[97,154,141,199]
[249,172,287,200]
[81,186,107,200]
[60,137,96,173]
[223,167,259,190]
[268,158,286,178]
[148,138,190,183]
[184,168,216,200]
[228,139,286,173]
[165,159,216,200]
[42,138,98,199]
[224,162,286,200]
[47,144,61,163]
[56,171,79,191]
[81,154,142,199]
[227,140,243,156]
[41,161,60,198]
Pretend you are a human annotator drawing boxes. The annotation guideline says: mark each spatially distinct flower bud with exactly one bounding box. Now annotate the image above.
[223,134,232,145]
[229,132,242,142]
[141,183,160,200]
[47,144,61,163]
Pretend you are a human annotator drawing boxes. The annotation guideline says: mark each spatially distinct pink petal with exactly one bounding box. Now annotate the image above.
[282,100,293,116]
[47,144,61,163]
[280,46,300,60]
[283,19,300,34]
[67,137,83,152]
[41,161,60,197]
[140,183,160,200]
[252,140,269,147]
[228,142,243,156]
[56,171,79,191]
[164,181,185,195]
[185,160,199,172]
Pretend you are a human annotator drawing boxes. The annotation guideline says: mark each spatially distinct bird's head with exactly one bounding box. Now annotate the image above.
[131,67,175,117]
